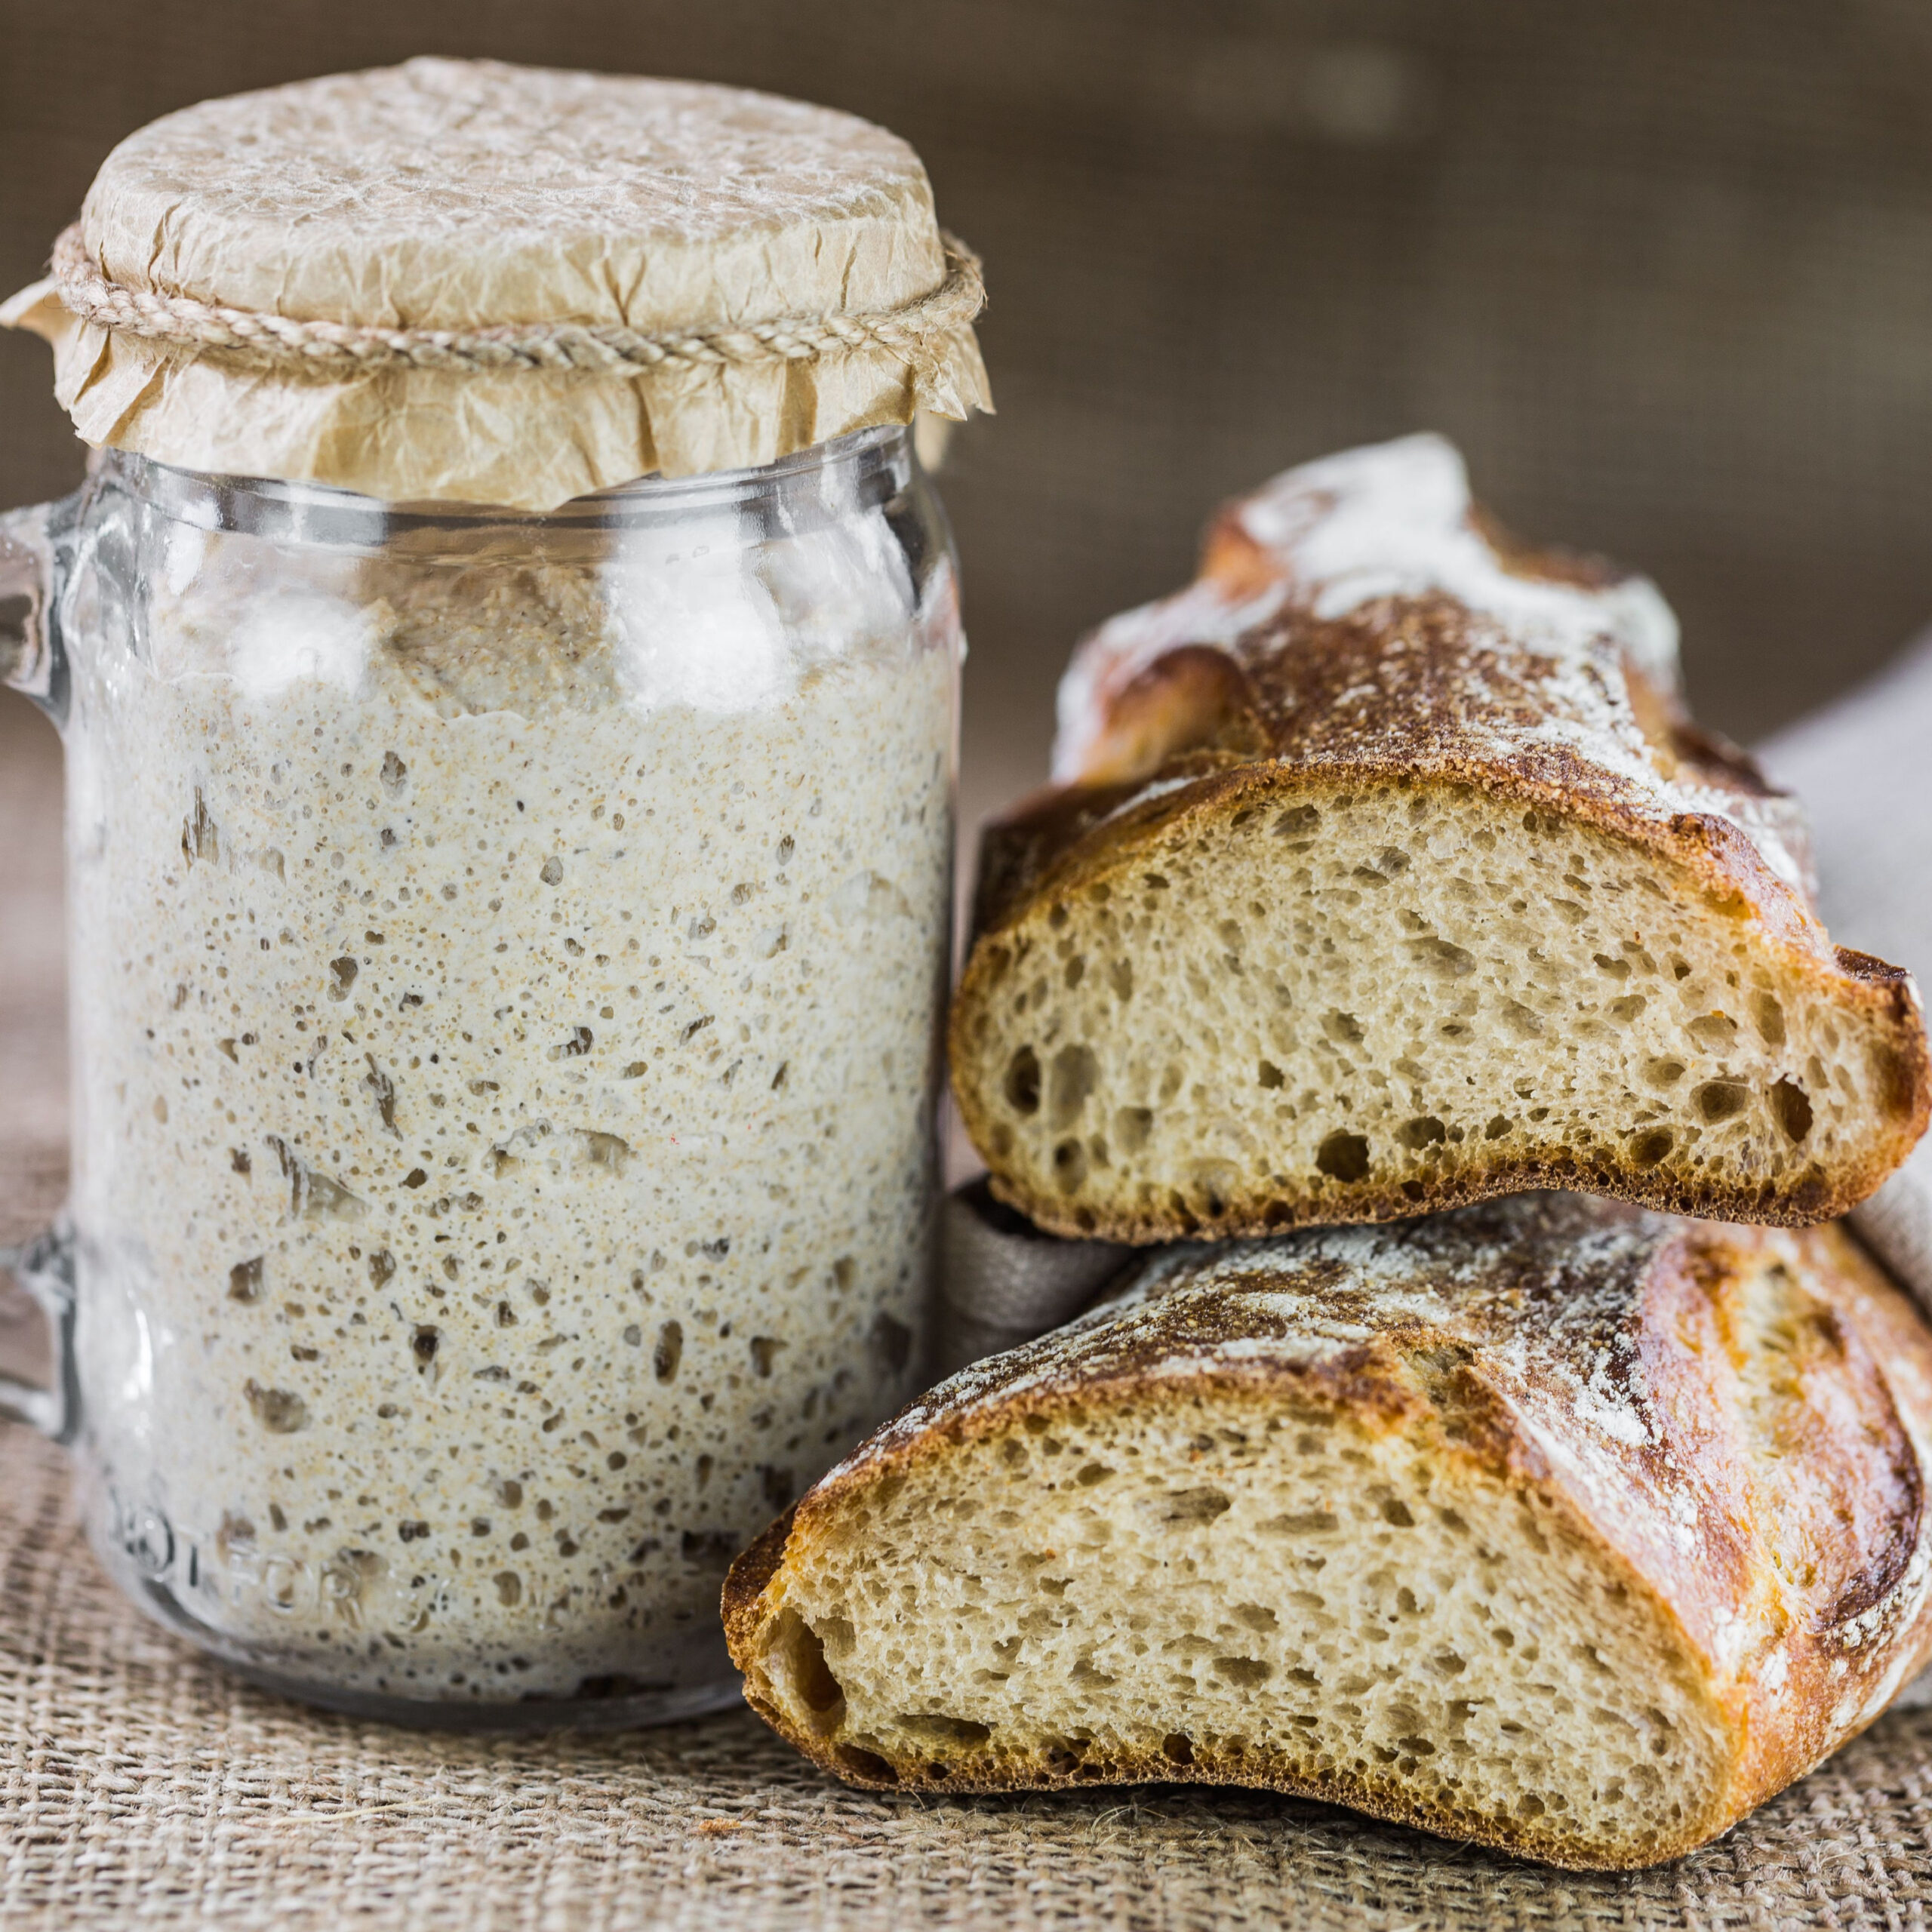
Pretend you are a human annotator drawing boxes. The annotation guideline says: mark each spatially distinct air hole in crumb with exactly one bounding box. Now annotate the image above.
[1048,1045,1099,1128]
[1004,1047,1041,1115]
[1502,999,1545,1038]
[1115,1107,1153,1152]
[1213,1657,1272,1687]
[1258,1060,1284,1089]
[1630,1128,1674,1168]
[1693,1080,1749,1123]
[1053,1140,1089,1193]
[1409,937,1475,979]
[835,1745,897,1783]
[1316,1131,1370,1183]
[1770,1078,1812,1143]
[1161,1733,1194,1764]
[1396,1116,1445,1149]
[1752,992,1786,1045]
[1161,1487,1231,1524]
[1191,1161,1235,1218]
[767,1611,846,1733]
[897,1712,991,1746]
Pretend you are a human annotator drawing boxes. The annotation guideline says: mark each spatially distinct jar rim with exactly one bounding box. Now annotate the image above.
[91,423,913,546]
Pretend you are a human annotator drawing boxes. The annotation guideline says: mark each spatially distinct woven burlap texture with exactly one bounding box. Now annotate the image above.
[0,1424,1926,1930]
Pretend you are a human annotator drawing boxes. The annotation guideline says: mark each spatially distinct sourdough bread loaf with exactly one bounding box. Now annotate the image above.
[949,435,1930,1240]
[723,1195,1932,1869]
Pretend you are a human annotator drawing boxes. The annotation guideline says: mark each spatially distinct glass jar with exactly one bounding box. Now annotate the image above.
[0,424,958,1727]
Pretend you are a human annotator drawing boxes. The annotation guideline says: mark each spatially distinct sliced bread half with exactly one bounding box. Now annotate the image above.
[724,1195,1932,1869]
[950,435,1929,1238]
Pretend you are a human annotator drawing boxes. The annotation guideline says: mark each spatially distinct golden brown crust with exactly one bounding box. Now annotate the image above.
[723,1197,1932,1868]
[983,601,1818,943]
[951,441,1929,1238]
[719,1503,795,1657]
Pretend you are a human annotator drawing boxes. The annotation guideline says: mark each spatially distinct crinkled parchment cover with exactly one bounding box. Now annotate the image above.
[0,59,990,508]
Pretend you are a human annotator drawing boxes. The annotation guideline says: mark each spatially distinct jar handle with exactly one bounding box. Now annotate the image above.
[0,1223,78,1442]
[0,492,81,729]
[2,493,81,1438]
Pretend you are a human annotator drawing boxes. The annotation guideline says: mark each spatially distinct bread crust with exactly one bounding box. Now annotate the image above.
[723,1197,1932,1869]
[951,441,1930,1238]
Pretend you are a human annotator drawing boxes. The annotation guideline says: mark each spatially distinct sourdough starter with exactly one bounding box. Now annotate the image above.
[63,494,953,1701]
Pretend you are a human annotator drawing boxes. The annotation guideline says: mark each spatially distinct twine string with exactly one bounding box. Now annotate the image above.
[48,223,984,377]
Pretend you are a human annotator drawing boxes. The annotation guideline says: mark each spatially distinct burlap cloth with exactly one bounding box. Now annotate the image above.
[1,1427,1930,1931]
[9,681,1932,1926]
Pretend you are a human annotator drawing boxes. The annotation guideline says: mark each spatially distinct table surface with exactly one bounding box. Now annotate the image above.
[5,690,1932,1931]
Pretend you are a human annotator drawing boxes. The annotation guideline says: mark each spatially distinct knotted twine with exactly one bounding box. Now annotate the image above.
[48,223,986,380]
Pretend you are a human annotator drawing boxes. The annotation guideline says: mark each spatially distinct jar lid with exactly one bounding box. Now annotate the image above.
[1,58,990,508]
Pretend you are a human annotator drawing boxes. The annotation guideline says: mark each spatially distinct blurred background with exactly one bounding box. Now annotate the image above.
[5,0,1932,1232]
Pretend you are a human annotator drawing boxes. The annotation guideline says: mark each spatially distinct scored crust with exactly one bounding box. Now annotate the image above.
[723,1195,1932,1869]
[949,436,1930,1240]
